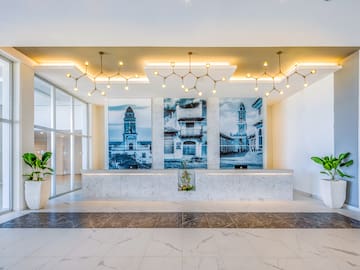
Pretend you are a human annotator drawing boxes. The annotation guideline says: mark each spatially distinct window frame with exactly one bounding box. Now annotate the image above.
[0,54,13,213]
[34,75,90,197]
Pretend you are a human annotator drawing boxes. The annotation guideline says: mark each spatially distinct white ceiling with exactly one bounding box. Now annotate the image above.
[1,0,358,105]
[1,0,360,46]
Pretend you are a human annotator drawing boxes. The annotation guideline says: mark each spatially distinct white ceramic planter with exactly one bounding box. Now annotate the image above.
[24,180,51,210]
[319,179,347,208]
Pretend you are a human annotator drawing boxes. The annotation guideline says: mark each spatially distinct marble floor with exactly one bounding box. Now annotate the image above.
[0,191,360,270]
[1,212,360,229]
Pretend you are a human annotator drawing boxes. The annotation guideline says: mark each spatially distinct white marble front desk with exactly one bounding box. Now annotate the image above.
[82,169,294,201]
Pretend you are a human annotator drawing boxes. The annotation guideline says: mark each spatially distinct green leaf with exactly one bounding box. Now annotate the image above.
[341,160,353,167]
[41,152,52,164]
[324,163,332,170]
[336,169,353,178]
[311,157,323,165]
[22,153,37,168]
[336,169,345,177]
[35,159,42,168]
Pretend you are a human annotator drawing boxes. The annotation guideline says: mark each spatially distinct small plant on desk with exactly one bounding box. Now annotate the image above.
[178,161,195,191]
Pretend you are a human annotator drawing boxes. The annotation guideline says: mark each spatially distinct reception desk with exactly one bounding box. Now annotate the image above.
[82,169,293,201]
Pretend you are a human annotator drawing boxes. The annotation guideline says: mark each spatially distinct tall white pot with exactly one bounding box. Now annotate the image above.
[24,180,51,210]
[319,179,347,208]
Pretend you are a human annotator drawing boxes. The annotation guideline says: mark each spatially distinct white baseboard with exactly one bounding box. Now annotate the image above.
[344,204,360,212]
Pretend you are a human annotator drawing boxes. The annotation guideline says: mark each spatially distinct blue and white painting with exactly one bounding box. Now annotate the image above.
[108,99,152,169]
[219,98,263,169]
[164,98,207,169]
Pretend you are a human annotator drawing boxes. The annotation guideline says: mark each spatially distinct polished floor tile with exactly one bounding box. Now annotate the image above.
[1,212,359,229]
[1,192,360,269]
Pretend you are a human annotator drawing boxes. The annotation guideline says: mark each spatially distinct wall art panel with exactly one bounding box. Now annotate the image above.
[219,98,263,169]
[108,99,152,169]
[164,98,207,169]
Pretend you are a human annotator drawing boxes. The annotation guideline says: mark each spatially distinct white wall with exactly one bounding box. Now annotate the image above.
[91,105,105,169]
[13,63,35,210]
[270,74,334,196]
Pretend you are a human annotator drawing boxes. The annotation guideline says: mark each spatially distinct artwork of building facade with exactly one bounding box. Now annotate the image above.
[164,98,207,169]
[219,98,263,169]
[108,99,152,169]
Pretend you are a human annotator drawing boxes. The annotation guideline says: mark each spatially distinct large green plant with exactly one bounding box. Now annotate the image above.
[22,152,54,181]
[310,152,353,180]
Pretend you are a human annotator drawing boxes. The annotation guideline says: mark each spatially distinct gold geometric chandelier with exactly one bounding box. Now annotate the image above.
[152,52,231,96]
[246,51,316,97]
[66,51,138,97]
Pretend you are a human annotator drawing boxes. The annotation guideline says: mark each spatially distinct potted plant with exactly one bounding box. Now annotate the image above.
[311,152,353,208]
[178,161,195,191]
[23,152,54,210]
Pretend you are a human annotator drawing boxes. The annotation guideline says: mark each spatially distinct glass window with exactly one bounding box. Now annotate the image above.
[74,98,87,135]
[0,122,11,211]
[0,57,11,212]
[74,136,88,190]
[34,128,52,158]
[0,58,10,120]
[34,77,89,197]
[55,133,71,195]
[56,89,72,132]
[34,77,52,128]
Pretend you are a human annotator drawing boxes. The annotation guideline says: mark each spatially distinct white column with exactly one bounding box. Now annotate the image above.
[207,97,220,169]
[152,97,164,169]
[13,62,35,210]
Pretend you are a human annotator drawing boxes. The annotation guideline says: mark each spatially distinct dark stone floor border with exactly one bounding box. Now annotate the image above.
[1,212,359,229]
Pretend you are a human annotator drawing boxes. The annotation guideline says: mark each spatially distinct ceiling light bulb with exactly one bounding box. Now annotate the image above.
[198,91,203,96]
[311,69,316,74]
[206,63,210,68]
[246,73,251,78]
[162,84,166,88]
[280,90,284,95]
[185,88,189,92]
[74,87,78,91]
[101,91,106,96]
[222,77,226,81]
[181,84,185,89]
[265,92,270,97]
[85,61,89,66]
[154,71,159,76]
[124,85,129,91]
[263,61,268,67]
[254,87,259,91]
[107,84,111,89]
[286,84,290,89]
[304,82,308,87]
[118,61,123,66]
[66,73,71,78]
[212,89,216,94]
[88,92,92,97]
[135,74,139,78]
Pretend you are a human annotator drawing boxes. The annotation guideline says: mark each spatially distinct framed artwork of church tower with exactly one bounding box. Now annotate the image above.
[107,99,152,169]
[219,98,263,169]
